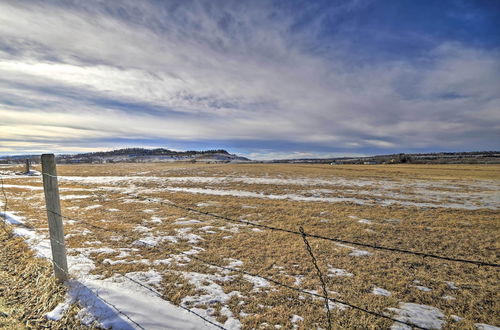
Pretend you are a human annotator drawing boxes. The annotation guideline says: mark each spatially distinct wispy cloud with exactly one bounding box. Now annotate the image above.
[0,0,499,157]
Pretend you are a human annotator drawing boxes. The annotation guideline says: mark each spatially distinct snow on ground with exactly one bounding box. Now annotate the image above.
[1,184,44,190]
[84,204,102,210]
[414,285,432,292]
[46,300,71,321]
[180,271,243,329]
[0,211,53,259]
[1,210,219,329]
[327,265,353,277]
[475,324,500,330]
[60,194,93,200]
[290,314,304,329]
[55,175,499,209]
[388,303,445,329]
[372,287,391,296]
[336,243,373,257]
[173,218,203,225]
[2,171,499,328]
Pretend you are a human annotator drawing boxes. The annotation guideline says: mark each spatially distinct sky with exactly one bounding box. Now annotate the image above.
[0,0,499,160]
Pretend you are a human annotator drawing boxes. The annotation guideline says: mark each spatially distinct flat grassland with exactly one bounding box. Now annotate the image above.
[1,163,499,329]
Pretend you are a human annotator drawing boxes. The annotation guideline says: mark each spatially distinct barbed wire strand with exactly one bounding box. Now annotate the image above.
[299,226,332,330]
[0,175,13,236]
[41,171,499,267]
[121,192,499,268]
[44,210,230,329]
[45,208,427,330]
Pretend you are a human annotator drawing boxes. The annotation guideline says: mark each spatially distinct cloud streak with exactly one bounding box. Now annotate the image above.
[0,0,499,157]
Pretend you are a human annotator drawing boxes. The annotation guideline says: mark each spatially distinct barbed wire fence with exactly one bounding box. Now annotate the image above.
[0,160,499,330]
[0,175,10,234]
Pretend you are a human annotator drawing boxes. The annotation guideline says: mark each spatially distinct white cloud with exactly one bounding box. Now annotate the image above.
[0,1,499,155]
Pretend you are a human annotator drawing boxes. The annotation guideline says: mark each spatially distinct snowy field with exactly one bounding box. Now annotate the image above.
[1,163,499,329]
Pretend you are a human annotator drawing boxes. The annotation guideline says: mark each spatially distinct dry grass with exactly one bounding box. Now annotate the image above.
[0,228,87,329]
[1,163,499,329]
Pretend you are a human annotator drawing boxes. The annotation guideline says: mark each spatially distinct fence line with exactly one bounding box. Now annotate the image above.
[39,171,500,268]
[46,207,426,329]
[300,226,332,330]
[0,176,12,236]
[0,177,147,330]
[121,191,500,268]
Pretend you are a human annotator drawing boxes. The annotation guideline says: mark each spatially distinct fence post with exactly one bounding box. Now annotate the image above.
[25,159,30,173]
[41,154,68,282]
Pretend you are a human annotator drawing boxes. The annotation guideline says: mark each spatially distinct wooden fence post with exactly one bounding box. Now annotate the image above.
[25,159,30,173]
[41,154,68,282]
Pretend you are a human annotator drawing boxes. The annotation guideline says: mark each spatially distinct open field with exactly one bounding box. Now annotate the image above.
[1,163,499,329]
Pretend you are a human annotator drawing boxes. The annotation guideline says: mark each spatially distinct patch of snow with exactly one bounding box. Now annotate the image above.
[46,300,71,321]
[293,275,304,286]
[328,301,349,311]
[291,314,304,329]
[445,281,458,290]
[150,216,163,223]
[196,201,219,207]
[450,315,463,322]
[1,211,25,225]
[1,184,43,190]
[243,275,270,291]
[358,219,373,224]
[415,285,432,292]
[475,324,500,330]
[388,303,445,329]
[134,225,151,233]
[173,218,203,225]
[226,258,244,269]
[327,266,353,277]
[69,276,217,330]
[125,270,162,287]
[372,287,391,296]
[60,194,93,200]
[84,204,102,210]
[181,271,242,329]
[176,228,203,244]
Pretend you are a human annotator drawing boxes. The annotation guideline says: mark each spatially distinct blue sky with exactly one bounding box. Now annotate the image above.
[0,0,499,159]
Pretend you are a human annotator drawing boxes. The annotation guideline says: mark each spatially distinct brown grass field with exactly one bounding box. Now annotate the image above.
[1,163,499,329]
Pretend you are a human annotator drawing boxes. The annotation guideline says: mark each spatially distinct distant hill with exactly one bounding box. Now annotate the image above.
[1,150,499,164]
[268,151,500,164]
[0,148,251,164]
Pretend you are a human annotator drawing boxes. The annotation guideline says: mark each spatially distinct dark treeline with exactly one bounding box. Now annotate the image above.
[68,148,230,158]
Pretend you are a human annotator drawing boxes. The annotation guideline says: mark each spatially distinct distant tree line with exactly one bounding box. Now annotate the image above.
[57,148,230,159]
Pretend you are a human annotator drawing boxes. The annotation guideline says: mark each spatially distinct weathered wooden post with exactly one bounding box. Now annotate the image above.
[41,154,68,282]
[25,159,30,173]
